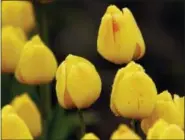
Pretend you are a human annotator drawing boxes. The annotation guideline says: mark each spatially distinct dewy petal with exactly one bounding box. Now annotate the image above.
[2,114,33,139]
[67,62,101,109]
[11,93,42,137]
[159,124,184,139]
[114,71,157,119]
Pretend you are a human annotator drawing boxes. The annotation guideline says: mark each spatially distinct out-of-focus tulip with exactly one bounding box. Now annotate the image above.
[97,5,145,64]
[11,93,42,137]
[2,105,33,140]
[110,124,141,139]
[2,26,27,73]
[81,133,99,140]
[147,119,184,140]
[141,90,184,134]
[56,54,102,109]
[2,1,35,33]
[110,61,157,119]
[15,35,58,85]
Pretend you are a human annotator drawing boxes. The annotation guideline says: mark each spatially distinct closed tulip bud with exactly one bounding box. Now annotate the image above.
[2,1,35,33]
[110,61,157,119]
[11,93,42,137]
[81,133,99,140]
[147,119,184,140]
[2,26,27,73]
[56,54,102,109]
[141,91,184,134]
[2,105,33,140]
[110,124,141,139]
[15,35,58,85]
[97,5,145,64]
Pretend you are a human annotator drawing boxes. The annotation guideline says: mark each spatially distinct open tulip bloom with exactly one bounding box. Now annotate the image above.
[1,2,184,140]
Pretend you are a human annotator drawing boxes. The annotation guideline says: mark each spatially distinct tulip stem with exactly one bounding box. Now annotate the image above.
[39,84,51,119]
[78,110,86,137]
[131,119,137,132]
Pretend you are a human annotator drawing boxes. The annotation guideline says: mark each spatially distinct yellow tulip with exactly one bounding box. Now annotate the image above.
[110,124,141,139]
[110,61,157,119]
[11,93,42,137]
[2,105,33,140]
[2,1,35,33]
[15,35,58,85]
[2,26,27,73]
[147,119,184,140]
[141,91,184,134]
[97,5,145,64]
[81,133,99,140]
[56,54,102,109]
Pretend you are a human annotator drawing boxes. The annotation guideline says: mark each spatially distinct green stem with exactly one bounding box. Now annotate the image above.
[78,110,86,137]
[131,119,137,132]
[39,84,51,119]
[41,8,49,46]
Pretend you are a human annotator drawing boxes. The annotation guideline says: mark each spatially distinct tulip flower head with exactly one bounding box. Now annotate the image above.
[11,93,42,137]
[2,1,35,33]
[15,35,58,85]
[141,90,184,134]
[97,5,145,64]
[2,105,33,140]
[110,124,141,139]
[2,26,27,73]
[147,119,184,139]
[110,61,157,119]
[81,133,99,140]
[56,54,102,109]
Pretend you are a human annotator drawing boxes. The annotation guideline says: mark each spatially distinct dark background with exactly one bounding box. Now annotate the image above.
[33,0,184,139]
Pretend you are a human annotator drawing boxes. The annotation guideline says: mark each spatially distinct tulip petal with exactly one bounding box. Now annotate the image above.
[67,62,101,109]
[15,37,57,84]
[2,114,33,139]
[159,124,184,139]
[114,71,157,119]
[147,119,169,139]
[11,93,42,137]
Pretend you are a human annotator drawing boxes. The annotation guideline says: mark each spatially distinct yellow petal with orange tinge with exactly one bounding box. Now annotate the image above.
[2,1,35,33]
[11,93,42,137]
[56,54,102,109]
[2,111,33,139]
[15,35,58,85]
[110,124,141,139]
[56,61,71,109]
[97,5,145,64]
[81,133,99,140]
[159,124,184,139]
[2,26,27,73]
[147,119,169,139]
[112,69,157,119]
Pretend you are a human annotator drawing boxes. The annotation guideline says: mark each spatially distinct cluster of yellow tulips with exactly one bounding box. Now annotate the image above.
[1,1,184,140]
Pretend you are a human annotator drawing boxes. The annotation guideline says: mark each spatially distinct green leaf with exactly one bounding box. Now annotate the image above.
[1,73,13,107]
[49,105,100,140]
